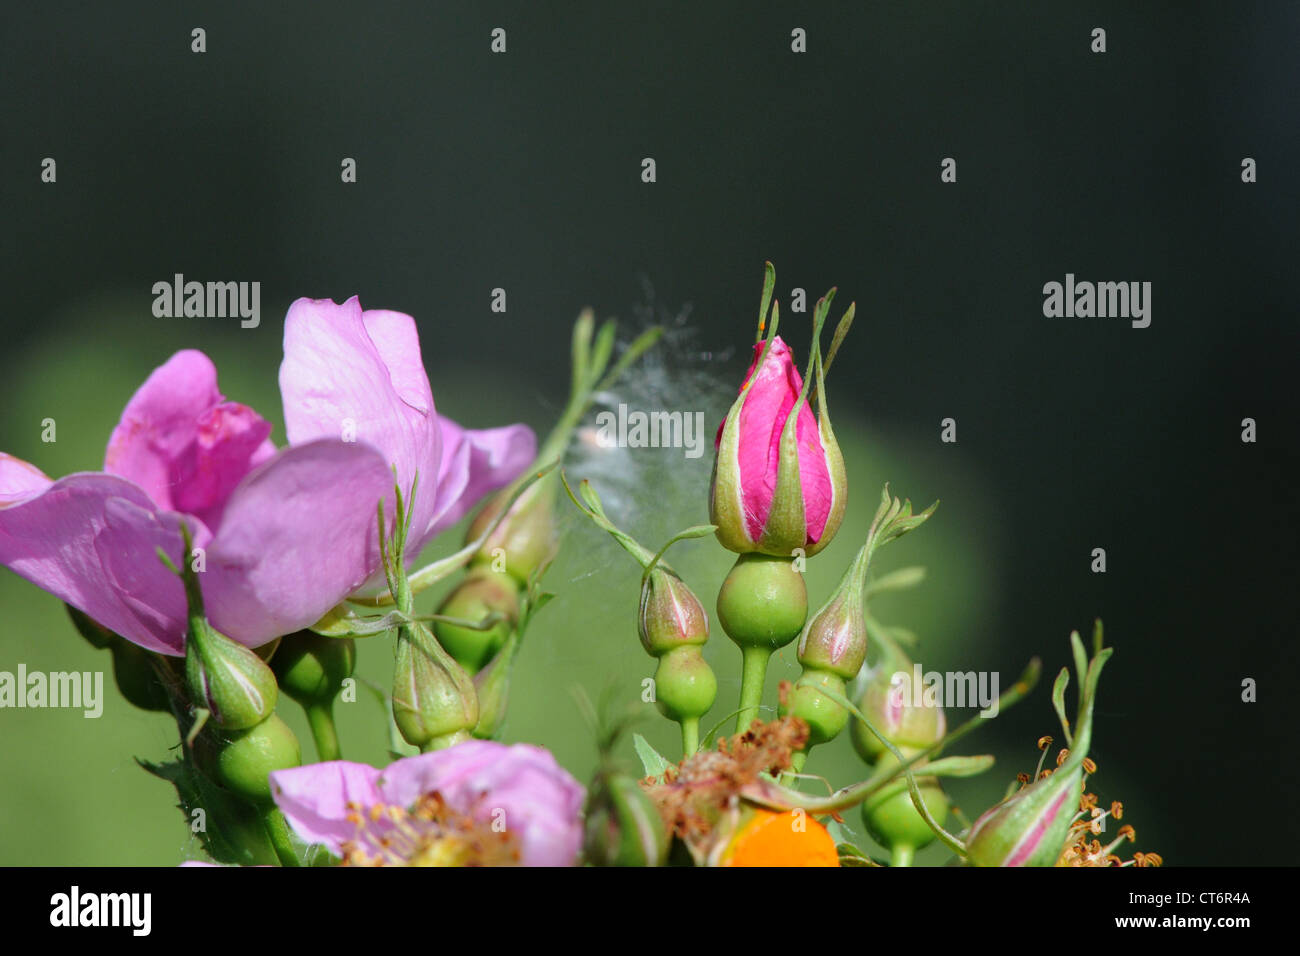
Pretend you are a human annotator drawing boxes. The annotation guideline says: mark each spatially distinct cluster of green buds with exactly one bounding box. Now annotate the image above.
[848,649,951,866]
[270,630,355,762]
[380,480,480,752]
[564,474,717,757]
[357,469,560,751]
[304,467,555,749]
[965,624,1112,867]
[777,627,1109,868]
[159,526,302,809]
[778,546,870,755]
[422,310,663,735]
[780,485,938,771]
[836,497,948,865]
[306,311,662,755]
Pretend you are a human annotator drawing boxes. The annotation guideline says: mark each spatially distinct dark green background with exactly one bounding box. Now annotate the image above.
[1,3,1296,865]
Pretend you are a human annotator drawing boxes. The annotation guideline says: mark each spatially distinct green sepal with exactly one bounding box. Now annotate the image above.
[633,733,674,782]
[140,757,279,866]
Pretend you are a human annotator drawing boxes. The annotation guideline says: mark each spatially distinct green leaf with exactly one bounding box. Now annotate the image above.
[578,478,605,516]
[595,326,664,394]
[632,733,674,781]
[821,302,855,380]
[641,523,718,584]
[1051,666,1073,745]
[311,605,502,639]
[587,319,618,388]
[570,309,595,404]
[757,261,776,343]
[826,818,858,847]
[915,754,996,779]
[140,758,278,866]
[1070,630,1089,698]
[837,846,883,867]
[865,565,927,596]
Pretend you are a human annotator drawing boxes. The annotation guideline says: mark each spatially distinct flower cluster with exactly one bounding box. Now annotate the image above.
[2,266,1158,868]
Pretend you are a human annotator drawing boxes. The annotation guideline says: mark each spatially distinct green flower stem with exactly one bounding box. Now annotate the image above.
[538,321,663,468]
[779,750,808,789]
[263,807,301,868]
[890,844,915,868]
[736,645,772,732]
[680,716,700,758]
[305,703,341,762]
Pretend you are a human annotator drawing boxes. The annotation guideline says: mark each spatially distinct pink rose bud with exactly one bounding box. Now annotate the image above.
[967,626,1113,867]
[965,762,1085,868]
[710,266,851,558]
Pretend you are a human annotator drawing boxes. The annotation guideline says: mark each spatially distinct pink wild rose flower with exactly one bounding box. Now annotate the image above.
[0,297,534,653]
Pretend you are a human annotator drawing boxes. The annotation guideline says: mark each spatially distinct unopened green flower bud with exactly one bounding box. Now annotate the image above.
[850,663,946,765]
[719,552,808,733]
[165,522,277,728]
[433,567,520,673]
[861,753,949,861]
[466,476,558,587]
[472,632,519,740]
[185,620,279,730]
[653,646,717,724]
[796,555,869,680]
[779,670,849,746]
[271,630,355,707]
[211,713,302,806]
[639,568,709,656]
[66,605,173,711]
[584,770,669,867]
[111,641,172,713]
[717,553,807,652]
[392,623,479,751]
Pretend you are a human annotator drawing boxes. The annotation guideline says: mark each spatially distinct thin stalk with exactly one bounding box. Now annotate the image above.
[736,645,772,732]
[890,844,915,867]
[306,703,341,762]
[263,807,301,867]
[680,717,700,758]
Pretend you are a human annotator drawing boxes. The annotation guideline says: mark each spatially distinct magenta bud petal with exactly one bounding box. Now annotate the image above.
[711,335,846,557]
